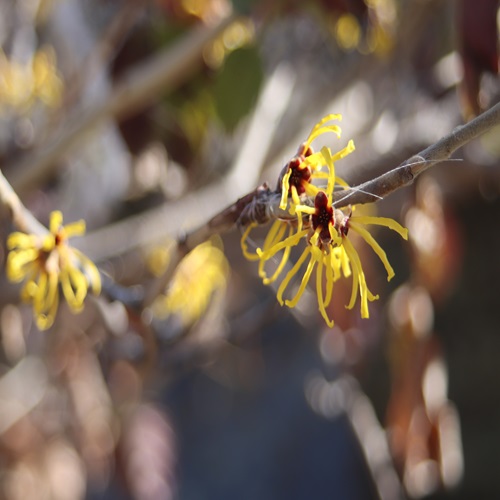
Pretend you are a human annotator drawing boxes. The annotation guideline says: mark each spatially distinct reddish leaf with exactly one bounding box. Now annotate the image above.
[457,0,499,117]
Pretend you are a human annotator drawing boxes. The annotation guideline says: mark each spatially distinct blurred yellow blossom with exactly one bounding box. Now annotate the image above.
[335,14,362,51]
[0,46,62,112]
[6,211,101,330]
[203,18,255,68]
[152,240,229,327]
[146,244,173,278]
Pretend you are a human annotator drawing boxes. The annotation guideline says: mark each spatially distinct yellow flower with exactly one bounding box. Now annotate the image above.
[278,114,354,215]
[241,114,355,285]
[152,240,229,327]
[6,211,101,330]
[241,114,408,327]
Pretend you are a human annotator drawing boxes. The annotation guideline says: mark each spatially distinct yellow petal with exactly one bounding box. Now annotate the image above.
[350,215,409,240]
[32,274,47,313]
[41,234,56,252]
[304,183,320,197]
[279,169,292,210]
[259,221,287,280]
[60,267,86,311]
[316,255,334,327]
[295,204,316,216]
[320,146,336,199]
[276,246,310,305]
[349,221,395,281]
[330,139,355,163]
[301,151,327,172]
[49,210,63,234]
[323,250,337,305]
[263,242,292,285]
[62,219,86,238]
[304,114,343,150]
[73,249,102,295]
[7,232,38,249]
[6,248,39,281]
[329,222,342,246]
[240,223,260,261]
[305,125,342,150]
[34,280,59,330]
[290,185,301,209]
[39,271,60,318]
[342,236,362,312]
[257,229,308,261]
[336,246,351,277]
[285,251,317,308]
[342,236,379,317]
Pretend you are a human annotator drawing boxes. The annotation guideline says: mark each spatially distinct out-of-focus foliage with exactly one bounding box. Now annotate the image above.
[212,46,263,131]
[457,0,499,119]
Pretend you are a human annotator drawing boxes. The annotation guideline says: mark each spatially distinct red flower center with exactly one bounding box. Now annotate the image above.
[277,144,314,195]
[288,158,312,195]
[312,191,334,242]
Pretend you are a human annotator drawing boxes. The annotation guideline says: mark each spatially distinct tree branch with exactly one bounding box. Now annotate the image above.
[330,100,500,207]
[0,169,46,235]
[229,100,500,228]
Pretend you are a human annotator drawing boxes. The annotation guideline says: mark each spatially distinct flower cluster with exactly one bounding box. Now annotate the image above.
[6,211,101,330]
[241,114,408,327]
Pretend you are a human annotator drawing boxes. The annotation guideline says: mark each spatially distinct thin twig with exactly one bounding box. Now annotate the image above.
[306,374,406,500]
[62,0,146,113]
[0,169,46,235]
[330,100,500,207]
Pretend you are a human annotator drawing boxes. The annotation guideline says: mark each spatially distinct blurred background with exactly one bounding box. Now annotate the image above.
[0,0,499,499]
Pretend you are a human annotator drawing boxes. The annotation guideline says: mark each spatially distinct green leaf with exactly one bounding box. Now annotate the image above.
[231,0,255,16]
[212,46,263,132]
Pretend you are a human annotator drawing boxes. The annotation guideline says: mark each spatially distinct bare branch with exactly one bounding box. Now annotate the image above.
[331,100,500,207]
[231,100,500,226]
[0,169,46,235]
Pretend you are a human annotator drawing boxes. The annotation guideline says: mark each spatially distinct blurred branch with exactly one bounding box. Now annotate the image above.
[306,374,405,500]
[6,12,237,196]
[0,169,46,235]
[62,0,146,112]
[0,357,48,435]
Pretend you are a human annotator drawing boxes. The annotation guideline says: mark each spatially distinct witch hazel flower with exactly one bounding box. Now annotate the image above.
[241,114,408,327]
[6,211,101,330]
